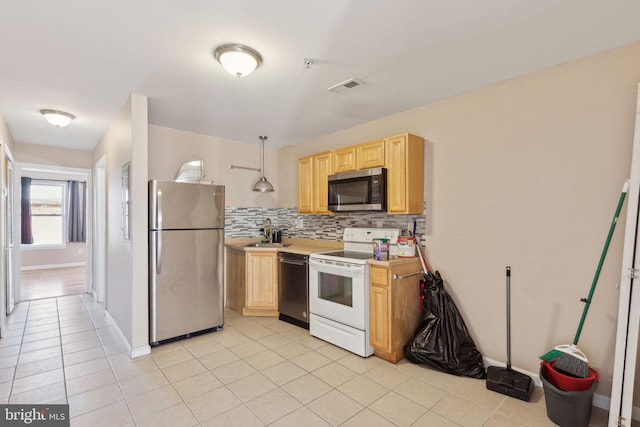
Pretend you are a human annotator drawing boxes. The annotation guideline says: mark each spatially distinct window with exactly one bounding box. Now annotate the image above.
[29,182,65,245]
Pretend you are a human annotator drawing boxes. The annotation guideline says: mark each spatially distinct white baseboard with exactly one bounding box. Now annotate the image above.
[103,310,151,359]
[483,357,638,421]
[21,262,86,271]
[131,345,151,358]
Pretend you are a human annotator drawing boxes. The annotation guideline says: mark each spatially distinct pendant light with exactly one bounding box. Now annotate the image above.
[253,135,274,192]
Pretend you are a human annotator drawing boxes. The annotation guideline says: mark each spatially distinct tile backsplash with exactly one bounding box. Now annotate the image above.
[225,205,426,241]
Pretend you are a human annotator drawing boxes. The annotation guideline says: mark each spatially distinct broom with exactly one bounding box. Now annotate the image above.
[540,179,629,377]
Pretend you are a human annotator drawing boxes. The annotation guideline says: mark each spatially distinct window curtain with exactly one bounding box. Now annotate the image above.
[21,177,33,244]
[67,180,86,243]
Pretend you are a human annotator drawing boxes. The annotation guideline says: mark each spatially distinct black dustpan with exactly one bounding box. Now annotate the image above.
[486,267,534,401]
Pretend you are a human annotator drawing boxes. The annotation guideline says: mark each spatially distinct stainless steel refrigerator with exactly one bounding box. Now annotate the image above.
[149,180,225,345]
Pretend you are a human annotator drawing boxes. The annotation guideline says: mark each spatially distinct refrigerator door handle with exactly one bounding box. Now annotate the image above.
[157,189,163,230]
[156,189,163,273]
[156,232,162,274]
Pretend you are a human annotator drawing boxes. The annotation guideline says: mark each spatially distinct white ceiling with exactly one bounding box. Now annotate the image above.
[1,0,639,151]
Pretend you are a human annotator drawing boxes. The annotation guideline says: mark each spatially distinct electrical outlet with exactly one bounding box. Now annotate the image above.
[376,220,383,227]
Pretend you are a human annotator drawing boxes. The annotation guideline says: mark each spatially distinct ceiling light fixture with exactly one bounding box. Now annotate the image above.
[40,109,75,127]
[214,44,262,77]
[253,136,274,192]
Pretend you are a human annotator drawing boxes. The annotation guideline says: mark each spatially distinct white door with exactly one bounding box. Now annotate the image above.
[5,151,14,314]
[609,84,640,427]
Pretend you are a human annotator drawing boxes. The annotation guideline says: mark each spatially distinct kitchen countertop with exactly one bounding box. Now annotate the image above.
[225,237,343,256]
[225,237,424,266]
[369,256,424,268]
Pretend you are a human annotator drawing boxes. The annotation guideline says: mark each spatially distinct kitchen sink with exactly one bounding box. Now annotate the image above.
[245,242,291,248]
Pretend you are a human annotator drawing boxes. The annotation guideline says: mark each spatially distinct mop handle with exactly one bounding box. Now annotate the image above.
[573,179,629,345]
[506,266,511,370]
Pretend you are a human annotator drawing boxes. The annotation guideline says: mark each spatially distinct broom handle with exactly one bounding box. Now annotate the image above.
[506,266,512,370]
[573,179,629,345]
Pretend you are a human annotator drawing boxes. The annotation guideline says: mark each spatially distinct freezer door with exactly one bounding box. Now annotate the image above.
[149,180,224,230]
[149,229,224,343]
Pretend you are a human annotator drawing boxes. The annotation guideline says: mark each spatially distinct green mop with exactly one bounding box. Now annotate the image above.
[540,179,629,378]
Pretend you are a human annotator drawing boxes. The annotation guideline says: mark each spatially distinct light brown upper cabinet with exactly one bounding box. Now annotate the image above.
[312,152,332,214]
[385,133,424,214]
[298,132,424,215]
[332,146,357,173]
[356,139,385,170]
[298,155,313,213]
[298,151,332,214]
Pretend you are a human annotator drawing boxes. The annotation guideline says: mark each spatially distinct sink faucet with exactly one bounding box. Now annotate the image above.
[262,218,272,242]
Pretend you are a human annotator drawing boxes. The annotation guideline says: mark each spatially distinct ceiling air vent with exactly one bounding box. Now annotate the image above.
[327,78,365,94]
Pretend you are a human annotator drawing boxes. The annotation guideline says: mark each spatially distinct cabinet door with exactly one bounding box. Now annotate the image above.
[313,152,332,214]
[332,146,357,173]
[298,156,313,213]
[385,135,408,213]
[357,139,385,170]
[226,247,246,314]
[246,252,278,310]
[369,266,390,351]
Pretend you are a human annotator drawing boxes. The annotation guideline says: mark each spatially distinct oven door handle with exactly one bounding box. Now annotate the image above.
[310,258,364,272]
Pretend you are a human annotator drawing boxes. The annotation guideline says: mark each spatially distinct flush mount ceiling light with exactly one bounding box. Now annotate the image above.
[40,109,75,127]
[253,136,274,192]
[214,44,262,77]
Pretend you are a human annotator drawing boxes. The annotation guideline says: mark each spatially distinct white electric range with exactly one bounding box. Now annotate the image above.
[309,227,400,357]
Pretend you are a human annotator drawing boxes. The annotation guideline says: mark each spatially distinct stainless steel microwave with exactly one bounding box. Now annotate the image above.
[328,167,387,212]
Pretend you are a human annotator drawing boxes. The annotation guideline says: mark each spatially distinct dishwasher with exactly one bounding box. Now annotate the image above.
[278,252,309,329]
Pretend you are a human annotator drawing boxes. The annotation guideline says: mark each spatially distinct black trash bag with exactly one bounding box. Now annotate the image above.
[404,271,486,379]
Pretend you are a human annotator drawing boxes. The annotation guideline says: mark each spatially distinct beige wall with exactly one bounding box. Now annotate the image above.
[92,94,149,356]
[148,126,278,208]
[0,113,15,150]
[12,143,92,169]
[20,243,86,269]
[279,42,640,400]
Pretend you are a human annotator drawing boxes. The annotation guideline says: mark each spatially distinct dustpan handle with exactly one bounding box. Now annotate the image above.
[506,266,511,370]
[573,179,629,345]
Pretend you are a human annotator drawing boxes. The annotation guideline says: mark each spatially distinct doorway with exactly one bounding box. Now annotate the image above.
[16,164,91,302]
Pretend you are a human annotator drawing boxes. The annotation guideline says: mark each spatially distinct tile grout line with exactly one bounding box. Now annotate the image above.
[55,297,70,405]
[76,294,141,424]
[6,300,30,401]
[146,344,201,425]
[77,294,203,426]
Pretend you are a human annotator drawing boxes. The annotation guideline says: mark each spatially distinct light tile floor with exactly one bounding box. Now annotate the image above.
[0,294,612,426]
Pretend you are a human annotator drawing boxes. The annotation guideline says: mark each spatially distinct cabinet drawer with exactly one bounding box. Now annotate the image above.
[370,266,388,286]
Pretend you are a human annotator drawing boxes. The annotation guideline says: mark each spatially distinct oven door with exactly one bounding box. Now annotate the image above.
[309,258,369,330]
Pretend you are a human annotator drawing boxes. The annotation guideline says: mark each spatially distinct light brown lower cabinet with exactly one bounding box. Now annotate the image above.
[244,250,278,316]
[369,259,423,363]
[225,247,278,317]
